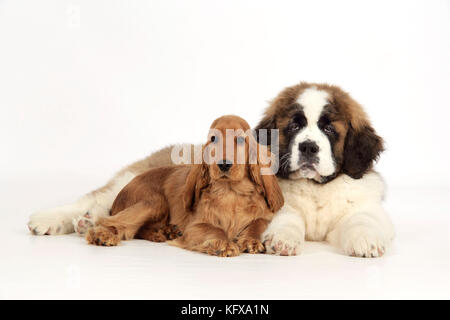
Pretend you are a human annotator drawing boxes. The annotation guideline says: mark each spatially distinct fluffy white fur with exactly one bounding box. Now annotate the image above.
[28,171,135,235]
[262,171,395,257]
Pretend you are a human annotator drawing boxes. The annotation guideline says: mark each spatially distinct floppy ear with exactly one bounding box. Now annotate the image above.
[249,145,284,213]
[342,124,384,179]
[183,164,210,212]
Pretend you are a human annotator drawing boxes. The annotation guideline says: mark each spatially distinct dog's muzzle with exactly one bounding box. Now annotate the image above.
[217,159,233,172]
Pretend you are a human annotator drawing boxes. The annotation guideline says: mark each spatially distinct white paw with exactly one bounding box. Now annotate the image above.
[72,204,110,235]
[73,213,95,235]
[262,227,304,256]
[342,228,387,258]
[28,210,75,235]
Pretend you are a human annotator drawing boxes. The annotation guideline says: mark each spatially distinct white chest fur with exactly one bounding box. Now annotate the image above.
[278,171,385,241]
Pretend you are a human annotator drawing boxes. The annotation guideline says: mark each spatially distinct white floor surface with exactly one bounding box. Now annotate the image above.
[2,177,450,299]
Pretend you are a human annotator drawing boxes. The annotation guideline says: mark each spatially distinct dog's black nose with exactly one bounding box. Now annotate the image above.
[299,141,319,157]
[218,160,233,172]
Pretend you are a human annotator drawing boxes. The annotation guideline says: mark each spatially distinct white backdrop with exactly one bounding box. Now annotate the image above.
[1,0,450,189]
[1,0,450,300]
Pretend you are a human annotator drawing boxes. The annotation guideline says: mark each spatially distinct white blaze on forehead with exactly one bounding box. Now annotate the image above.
[289,87,336,180]
[297,87,329,124]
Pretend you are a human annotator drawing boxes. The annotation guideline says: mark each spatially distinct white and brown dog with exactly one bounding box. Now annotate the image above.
[28,82,394,257]
[255,83,394,257]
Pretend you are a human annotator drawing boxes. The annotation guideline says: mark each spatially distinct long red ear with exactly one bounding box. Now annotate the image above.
[249,142,284,213]
[183,164,210,212]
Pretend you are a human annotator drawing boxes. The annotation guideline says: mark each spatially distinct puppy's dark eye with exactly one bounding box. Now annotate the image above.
[211,136,217,143]
[288,113,306,133]
[236,136,245,145]
[319,114,335,135]
[289,122,300,132]
[323,125,334,134]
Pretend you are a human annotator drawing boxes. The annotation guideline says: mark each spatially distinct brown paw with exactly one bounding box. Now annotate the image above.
[237,238,265,254]
[202,239,240,257]
[86,226,120,246]
[143,229,167,242]
[163,224,183,240]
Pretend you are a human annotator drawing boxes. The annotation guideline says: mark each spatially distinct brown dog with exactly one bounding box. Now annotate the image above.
[86,115,284,257]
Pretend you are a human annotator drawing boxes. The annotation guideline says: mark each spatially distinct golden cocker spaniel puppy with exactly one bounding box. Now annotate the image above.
[86,115,284,257]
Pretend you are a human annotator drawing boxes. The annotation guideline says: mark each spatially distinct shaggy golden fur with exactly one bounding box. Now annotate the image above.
[86,115,284,257]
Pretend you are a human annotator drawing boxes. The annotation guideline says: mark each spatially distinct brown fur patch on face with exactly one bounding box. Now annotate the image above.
[255,82,384,181]
[331,120,348,172]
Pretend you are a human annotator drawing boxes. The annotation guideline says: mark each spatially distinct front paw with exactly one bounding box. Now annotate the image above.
[162,224,183,240]
[86,226,120,246]
[28,210,73,235]
[236,238,265,254]
[73,213,94,235]
[201,239,240,257]
[342,228,387,258]
[262,227,304,256]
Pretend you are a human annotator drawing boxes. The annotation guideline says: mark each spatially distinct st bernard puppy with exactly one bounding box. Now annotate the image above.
[28,82,394,258]
[256,82,394,257]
